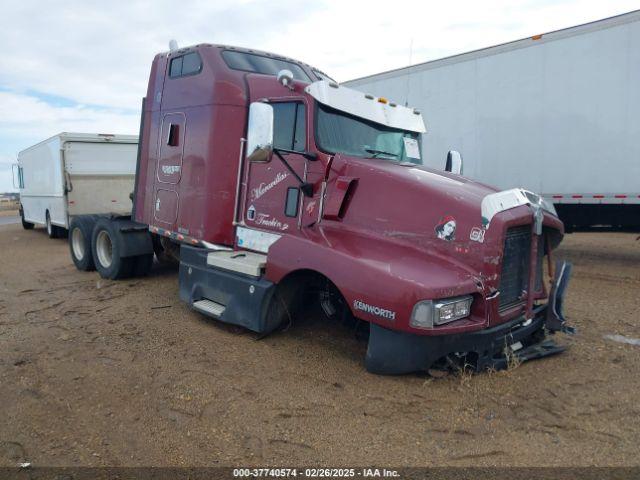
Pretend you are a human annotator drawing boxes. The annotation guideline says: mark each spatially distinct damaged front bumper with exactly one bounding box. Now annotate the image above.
[365,261,574,375]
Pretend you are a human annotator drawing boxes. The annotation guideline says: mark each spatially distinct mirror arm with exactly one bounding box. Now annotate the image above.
[274,147,317,161]
[273,149,314,197]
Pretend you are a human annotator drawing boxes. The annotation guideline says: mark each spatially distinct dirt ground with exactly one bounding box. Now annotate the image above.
[0,211,19,227]
[0,223,639,467]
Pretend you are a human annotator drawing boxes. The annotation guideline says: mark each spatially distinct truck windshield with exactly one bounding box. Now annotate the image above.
[315,103,422,164]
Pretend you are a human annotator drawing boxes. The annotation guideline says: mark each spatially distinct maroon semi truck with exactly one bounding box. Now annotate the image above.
[68,43,573,374]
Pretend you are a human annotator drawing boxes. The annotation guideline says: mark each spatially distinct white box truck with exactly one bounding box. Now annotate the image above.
[345,10,640,230]
[16,133,138,237]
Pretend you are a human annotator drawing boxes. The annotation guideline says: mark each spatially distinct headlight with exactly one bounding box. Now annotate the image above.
[410,295,473,329]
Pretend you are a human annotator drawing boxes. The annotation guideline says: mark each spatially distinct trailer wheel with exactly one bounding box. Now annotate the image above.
[69,216,98,271]
[20,206,34,230]
[91,218,133,279]
[46,211,56,238]
[45,211,63,239]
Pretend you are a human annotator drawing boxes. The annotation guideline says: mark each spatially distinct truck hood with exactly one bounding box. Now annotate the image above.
[327,154,499,243]
[322,155,542,291]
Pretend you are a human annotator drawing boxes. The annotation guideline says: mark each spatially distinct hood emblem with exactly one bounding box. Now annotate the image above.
[470,226,485,243]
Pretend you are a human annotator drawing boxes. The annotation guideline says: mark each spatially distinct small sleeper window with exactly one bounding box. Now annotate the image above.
[169,52,202,78]
[169,57,183,77]
[182,53,202,75]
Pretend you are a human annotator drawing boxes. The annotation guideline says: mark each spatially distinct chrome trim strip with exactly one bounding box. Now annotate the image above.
[297,160,308,229]
[232,138,247,226]
[317,180,327,224]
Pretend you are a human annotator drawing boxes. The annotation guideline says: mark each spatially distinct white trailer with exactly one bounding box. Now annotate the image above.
[345,10,640,230]
[16,133,138,237]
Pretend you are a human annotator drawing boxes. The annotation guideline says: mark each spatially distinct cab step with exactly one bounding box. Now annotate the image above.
[192,298,226,319]
[206,250,267,277]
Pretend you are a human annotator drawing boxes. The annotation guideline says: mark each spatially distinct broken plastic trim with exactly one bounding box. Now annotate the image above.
[545,260,576,334]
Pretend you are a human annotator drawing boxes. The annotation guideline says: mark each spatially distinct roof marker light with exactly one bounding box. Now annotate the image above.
[389,102,397,107]
[329,82,339,88]
[365,94,374,100]
[413,109,420,115]
[378,97,388,104]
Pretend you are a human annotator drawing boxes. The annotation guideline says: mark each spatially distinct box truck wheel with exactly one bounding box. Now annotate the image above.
[69,215,98,271]
[91,218,133,279]
[20,206,34,230]
[45,211,63,239]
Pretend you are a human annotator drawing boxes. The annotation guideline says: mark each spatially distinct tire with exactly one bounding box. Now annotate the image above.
[91,218,133,280]
[132,253,154,277]
[20,206,34,230]
[45,211,62,239]
[262,290,292,334]
[69,216,98,271]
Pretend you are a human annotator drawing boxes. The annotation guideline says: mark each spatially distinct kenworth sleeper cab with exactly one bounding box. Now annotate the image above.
[67,44,573,374]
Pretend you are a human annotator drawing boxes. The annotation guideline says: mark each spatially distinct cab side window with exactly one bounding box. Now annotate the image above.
[272,102,306,152]
[169,52,202,78]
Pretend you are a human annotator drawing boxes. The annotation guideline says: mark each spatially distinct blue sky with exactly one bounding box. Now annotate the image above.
[1,0,639,191]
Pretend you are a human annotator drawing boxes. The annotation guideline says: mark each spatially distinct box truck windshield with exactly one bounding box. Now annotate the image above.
[315,103,422,164]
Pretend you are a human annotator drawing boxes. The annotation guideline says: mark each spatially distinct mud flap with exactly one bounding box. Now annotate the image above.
[545,260,575,334]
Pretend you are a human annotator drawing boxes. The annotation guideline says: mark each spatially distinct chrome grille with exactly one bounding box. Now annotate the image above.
[499,226,532,311]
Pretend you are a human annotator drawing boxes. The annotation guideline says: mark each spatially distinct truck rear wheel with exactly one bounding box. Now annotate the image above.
[69,216,98,271]
[91,218,133,279]
[20,206,34,230]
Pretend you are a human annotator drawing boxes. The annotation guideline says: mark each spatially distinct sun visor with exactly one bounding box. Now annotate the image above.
[305,81,426,133]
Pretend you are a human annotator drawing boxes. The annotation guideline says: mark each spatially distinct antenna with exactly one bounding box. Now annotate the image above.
[404,38,413,107]
[169,39,179,52]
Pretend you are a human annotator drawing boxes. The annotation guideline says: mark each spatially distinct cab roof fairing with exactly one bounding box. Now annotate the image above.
[304,81,427,134]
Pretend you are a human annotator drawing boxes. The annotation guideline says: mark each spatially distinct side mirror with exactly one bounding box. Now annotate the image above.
[445,150,463,175]
[246,102,274,162]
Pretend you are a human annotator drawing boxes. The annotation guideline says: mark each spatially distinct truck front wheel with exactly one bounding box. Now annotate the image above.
[91,218,133,279]
[69,215,98,271]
